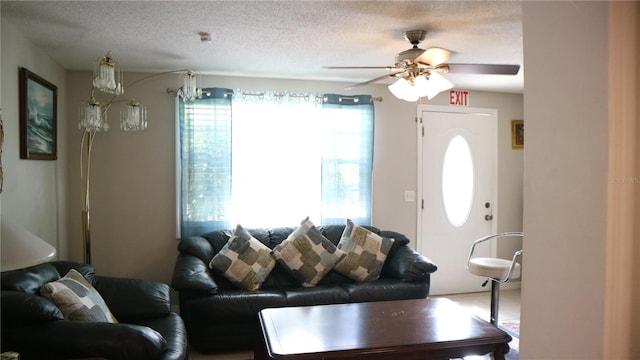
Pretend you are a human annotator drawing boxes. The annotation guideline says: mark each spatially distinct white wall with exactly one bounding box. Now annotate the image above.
[0,17,68,258]
[521,2,608,358]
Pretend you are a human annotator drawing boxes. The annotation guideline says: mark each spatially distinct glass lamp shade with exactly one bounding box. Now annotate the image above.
[388,72,455,102]
[388,78,419,102]
[79,97,109,131]
[425,71,454,100]
[178,71,202,101]
[93,52,123,95]
[1,218,56,272]
[120,101,148,131]
[413,75,431,98]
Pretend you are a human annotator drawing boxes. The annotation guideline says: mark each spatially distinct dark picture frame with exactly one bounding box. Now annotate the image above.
[511,119,524,149]
[19,67,57,160]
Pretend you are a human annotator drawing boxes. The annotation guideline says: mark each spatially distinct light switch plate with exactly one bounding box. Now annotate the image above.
[404,190,416,202]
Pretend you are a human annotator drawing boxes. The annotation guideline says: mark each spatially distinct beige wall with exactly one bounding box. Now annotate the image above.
[521,2,609,358]
[0,17,68,258]
[63,71,523,282]
[1,8,524,284]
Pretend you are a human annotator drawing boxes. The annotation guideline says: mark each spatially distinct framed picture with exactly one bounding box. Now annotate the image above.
[511,119,524,149]
[19,67,57,160]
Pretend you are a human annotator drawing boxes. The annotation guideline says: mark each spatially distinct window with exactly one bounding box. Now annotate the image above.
[178,89,374,238]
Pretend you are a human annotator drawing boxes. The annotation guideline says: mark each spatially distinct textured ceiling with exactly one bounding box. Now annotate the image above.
[1,1,524,93]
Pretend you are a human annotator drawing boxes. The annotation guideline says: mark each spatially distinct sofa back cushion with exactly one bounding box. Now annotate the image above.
[1,263,61,294]
[180,224,410,290]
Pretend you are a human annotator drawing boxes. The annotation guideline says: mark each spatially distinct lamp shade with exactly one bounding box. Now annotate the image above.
[1,218,56,272]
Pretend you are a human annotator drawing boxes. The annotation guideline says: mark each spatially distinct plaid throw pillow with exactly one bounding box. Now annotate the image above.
[334,219,395,281]
[209,224,276,291]
[40,269,117,323]
[272,217,345,287]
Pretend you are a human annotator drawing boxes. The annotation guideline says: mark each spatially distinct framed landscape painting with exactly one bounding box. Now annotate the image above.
[19,67,57,160]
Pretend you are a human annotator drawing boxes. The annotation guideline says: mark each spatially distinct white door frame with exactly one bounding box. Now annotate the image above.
[416,105,499,257]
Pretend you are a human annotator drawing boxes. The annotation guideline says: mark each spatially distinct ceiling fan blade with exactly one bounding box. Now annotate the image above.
[324,66,397,70]
[414,47,451,66]
[345,71,406,90]
[443,64,521,75]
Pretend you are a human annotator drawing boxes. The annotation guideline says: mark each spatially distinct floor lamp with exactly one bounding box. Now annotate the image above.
[79,52,202,264]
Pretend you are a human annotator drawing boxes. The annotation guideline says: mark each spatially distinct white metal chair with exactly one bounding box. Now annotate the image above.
[466,232,523,325]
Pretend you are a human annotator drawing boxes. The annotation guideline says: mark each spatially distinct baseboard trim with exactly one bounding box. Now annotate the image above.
[501,281,522,291]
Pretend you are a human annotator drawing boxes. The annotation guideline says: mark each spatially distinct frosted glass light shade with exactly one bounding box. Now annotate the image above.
[388,72,455,102]
[120,100,147,131]
[388,78,419,102]
[425,72,454,100]
[178,71,202,101]
[1,218,56,272]
[93,52,123,95]
[79,97,109,131]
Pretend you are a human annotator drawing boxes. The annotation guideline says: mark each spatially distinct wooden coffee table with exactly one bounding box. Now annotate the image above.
[255,298,512,360]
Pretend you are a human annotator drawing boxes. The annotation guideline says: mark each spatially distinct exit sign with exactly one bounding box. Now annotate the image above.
[449,90,469,106]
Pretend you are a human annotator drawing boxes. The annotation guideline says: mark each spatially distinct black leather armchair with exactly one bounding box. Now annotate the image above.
[1,261,187,360]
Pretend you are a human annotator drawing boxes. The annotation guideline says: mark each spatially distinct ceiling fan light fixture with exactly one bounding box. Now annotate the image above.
[413,75,430,97]
[425,71,454,99]
[388,77,419,102]
[388,71,454,102]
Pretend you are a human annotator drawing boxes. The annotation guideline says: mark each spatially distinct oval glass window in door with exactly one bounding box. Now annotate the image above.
[442,135,474,227]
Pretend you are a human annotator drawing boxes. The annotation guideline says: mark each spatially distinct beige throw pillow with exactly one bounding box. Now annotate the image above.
[272,217,345,287]
[334,219,395,281]
[40,269,117,323]
[209,224,276,291]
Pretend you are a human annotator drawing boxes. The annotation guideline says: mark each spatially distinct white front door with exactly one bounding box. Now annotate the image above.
[417,105,498,295]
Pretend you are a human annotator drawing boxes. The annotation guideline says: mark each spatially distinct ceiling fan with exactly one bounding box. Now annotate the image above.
[324,30,520,101]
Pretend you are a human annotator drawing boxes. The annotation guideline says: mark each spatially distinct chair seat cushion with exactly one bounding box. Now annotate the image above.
[468,258,521,280]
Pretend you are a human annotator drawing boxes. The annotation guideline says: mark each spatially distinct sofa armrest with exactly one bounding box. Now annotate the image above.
[171,254,218,294]
[95,276,170,321]
[382,245,438,282]
[4,320,166,360]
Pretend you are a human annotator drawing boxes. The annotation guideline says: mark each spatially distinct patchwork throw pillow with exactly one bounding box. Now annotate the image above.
[334,219,395,281]
[39,269,117,323]
[209,224,276,291]
[272,217,345,287]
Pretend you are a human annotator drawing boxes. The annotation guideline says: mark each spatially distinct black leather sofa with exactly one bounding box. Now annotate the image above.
[171,224,437,353]
[1,261,187,360]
